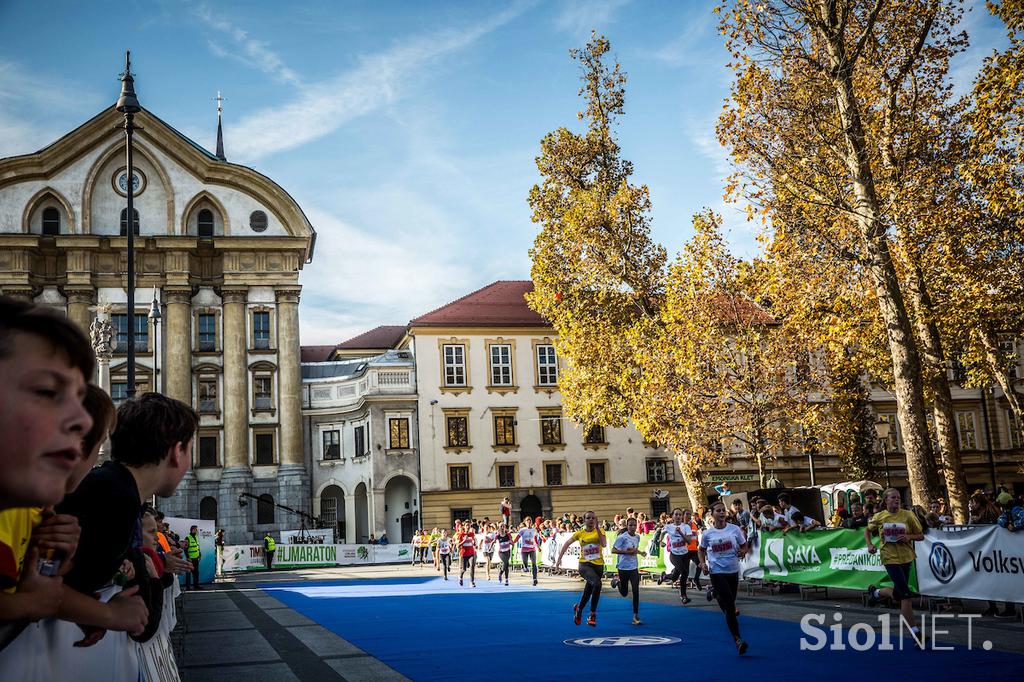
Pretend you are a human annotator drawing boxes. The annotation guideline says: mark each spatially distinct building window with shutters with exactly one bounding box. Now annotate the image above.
[441,342,468,388]
[354,425,367,457]
[535,343,558,387]
[254,431,275,465]
[545,462,564,486]
[646,458,675,483]
[198,434,219,468]
[956,412,978,450]
[497,464,517,488]
[389,417,410,450]
[493,414,516,448]
[449,465,470,491]
[323,429,341,460]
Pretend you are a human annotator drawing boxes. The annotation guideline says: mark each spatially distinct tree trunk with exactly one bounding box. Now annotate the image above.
[676,454,704,511]
[906,265,969,522]
[979,325,1024,426]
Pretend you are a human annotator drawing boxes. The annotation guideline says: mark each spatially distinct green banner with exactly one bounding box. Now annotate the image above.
[752,528,917,591]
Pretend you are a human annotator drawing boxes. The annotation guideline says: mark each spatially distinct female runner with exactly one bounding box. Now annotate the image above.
[456,522,477,587]
[437,529,452,580]
[657,507,696,604]
[698,500,750,655]
[513,516,541,586]
[495,523,514,585]
[555,511,606,626]
[611,516,644,625]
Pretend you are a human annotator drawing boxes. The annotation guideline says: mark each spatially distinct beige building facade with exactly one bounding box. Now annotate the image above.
[0,105,315,542]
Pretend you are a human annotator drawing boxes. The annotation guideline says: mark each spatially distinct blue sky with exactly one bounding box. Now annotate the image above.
[0,1,1007,344]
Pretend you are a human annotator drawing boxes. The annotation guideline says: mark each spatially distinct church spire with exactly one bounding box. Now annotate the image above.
[215,91,226,161]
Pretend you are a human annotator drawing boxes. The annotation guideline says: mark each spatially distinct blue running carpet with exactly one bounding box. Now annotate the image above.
[261,577,1021,681]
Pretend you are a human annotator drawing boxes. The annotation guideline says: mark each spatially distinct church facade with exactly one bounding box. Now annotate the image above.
[0,102,315,542]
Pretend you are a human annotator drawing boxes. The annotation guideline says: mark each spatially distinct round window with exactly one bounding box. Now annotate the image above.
[249,210,268,232]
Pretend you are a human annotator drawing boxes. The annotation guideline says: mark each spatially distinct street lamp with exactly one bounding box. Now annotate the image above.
[874,419,892,488]
[116,50,142,397]
[148,289,161,393]
[803,436,819,487]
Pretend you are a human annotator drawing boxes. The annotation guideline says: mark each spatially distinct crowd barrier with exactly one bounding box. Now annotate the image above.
[916,524,1023,603]
[222,543,413,571]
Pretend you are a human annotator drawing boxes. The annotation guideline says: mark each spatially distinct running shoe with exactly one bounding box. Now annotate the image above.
[632,616,642,626]
[656,572,665,585]
[866,584,879,607]
[505,580,509,586]
[587,613,597,627]
[736,639,748,655]
[610,577,619,590]
[573,603,582,626]
[472,582,477,587]
[533,579,538,586]
[459,577,463,586]
[706,585,715,601]
[681,597,691,605]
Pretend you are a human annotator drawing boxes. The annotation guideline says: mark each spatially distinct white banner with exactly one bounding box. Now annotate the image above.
[222,543,414,571]
[916,525,1024,603]
[282,528,335,544]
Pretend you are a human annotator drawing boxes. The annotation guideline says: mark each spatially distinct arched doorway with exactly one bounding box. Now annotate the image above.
[320,485,345,543]
[354,482,369,543]
[384,475,417,543]
[520,495,542,523]
[199,496,218,524]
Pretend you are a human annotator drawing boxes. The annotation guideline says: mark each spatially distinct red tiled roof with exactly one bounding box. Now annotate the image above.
[336,325,408,350]
[410,281,549,328]
[300,345,336,363]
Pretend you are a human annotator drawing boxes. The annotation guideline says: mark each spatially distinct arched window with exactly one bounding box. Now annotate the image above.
[41,207,61,235]
[199,496,218,522]
[257,494,275,524]
[197,209,214,238]
[120,208,140,236]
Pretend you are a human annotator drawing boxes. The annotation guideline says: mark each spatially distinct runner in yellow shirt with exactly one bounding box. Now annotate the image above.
[555,511,606,626]
[865,488,925,640]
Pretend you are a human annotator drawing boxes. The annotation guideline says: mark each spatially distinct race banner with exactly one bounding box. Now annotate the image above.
[748,528,910,592]
[917,525,1024,603]
[222,543,413,571]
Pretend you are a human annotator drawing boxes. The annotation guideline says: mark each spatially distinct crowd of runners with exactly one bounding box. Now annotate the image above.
[406,486,1024,656]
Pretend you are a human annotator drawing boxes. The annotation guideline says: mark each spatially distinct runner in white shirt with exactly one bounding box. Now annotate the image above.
[494,523,514,586]
[512,517,541,586]
[437,529,452,581]
[657,508,697,604]
[610,517,644,625]
[698,500,750,655]
[482,524,498,581]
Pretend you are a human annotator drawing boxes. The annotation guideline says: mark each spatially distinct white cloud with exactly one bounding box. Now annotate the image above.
[639,8,718,68]
[194,4,303,87]
[224,2,533,162]
[297,207,477,344]
[0,61,104,157]
[554,0,631,37]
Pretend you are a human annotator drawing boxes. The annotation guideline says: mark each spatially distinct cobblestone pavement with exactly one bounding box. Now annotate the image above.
[173,564,1024,680]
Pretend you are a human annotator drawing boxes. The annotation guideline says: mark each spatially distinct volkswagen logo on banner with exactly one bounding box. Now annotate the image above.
[564,636,682,647]
[929,542,956,584]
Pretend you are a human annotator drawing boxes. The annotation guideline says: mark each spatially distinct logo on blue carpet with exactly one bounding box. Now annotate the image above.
[563,636,682,647]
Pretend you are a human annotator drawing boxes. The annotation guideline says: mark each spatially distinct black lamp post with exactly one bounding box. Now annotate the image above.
[116,51,142,397]
[803,436,819,487]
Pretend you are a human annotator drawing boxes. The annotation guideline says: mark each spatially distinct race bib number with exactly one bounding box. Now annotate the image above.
[882,523,907,544]
[582,543,601,560]
[499,541,511,552]
[710,540,734,554]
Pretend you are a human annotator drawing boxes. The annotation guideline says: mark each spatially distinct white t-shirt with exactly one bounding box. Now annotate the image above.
[518,528,539,551]
[784,505,801,526]
[438,538,451,555]
[664,523,693,555]
[613,533,641,570]
[699,524,746,574]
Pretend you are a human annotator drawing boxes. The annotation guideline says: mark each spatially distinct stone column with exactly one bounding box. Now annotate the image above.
[344,494,357,544]
[219,288,252,543]
[164,289,192,404]
[275,287,309,515]
[64,289,94,336]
